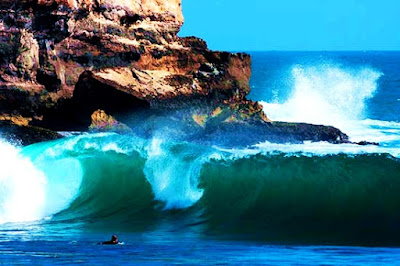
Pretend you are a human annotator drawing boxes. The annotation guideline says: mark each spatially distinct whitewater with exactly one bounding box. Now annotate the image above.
[1,51,400,264]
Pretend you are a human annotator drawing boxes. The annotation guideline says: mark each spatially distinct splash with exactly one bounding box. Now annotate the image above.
[0,139,83,224]
[261,64,382,128]
[0,140,46,224]
[143,138,206,209]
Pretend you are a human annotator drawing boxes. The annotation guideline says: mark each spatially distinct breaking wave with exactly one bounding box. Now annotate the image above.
[1,61,400,244]
[1,132,399,244]
[0,140,82,224]
[260,64,400,145]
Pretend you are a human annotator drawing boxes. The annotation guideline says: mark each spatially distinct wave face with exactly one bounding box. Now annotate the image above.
[200,153,400,243]
[1,132,400,244]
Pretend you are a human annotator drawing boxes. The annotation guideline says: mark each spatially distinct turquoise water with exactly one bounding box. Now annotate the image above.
[1,52,400,264]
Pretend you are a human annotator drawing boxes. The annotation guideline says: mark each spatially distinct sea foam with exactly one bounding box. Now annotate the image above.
[261,64,381,126]
[260,64,400,144]
[0,139,83,224]
[0,140,46,224]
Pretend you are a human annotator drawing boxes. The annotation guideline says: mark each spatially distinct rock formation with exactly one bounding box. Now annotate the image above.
[0,116,61,145]
[0,0,256,125]
[89,109,131,132]
[0,0,351,145]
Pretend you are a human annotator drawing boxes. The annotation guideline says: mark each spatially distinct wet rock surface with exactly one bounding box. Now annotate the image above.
[0,120,61,146]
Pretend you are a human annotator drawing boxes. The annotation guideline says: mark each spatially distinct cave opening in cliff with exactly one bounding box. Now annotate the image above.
[38,71,151,131]
[73,71,150,120]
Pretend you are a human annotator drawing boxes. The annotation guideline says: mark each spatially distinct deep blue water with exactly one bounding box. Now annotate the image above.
[1,51,400,264]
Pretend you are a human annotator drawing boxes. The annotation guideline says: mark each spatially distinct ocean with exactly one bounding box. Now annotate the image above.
[1,51,400,264]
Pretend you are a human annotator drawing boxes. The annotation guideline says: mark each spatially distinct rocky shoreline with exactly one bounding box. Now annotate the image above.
[0,0,368,146]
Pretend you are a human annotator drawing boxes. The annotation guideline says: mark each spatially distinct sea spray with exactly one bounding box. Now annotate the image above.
[257,63,400,145]
[260,64,383,140]
[0,140,47,224]
[0,138,84,224]
[143,138,207,209]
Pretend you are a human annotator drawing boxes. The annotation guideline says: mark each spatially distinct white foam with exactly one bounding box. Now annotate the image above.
[261,64,381,126]
[143,138,205,210]
[254,141,400,158]
[39,132,119,158]
[101,143,127,154]
[361,119,400,128]
[260,64,400,146]
[84,142,100,150]
[0,140,46,224]
[334,120,400,144]
[0,139,84,224]
[215,140,399,160]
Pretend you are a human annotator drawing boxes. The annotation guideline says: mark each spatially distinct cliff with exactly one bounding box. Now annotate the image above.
[0,0,351,145]
[0,0,260,126]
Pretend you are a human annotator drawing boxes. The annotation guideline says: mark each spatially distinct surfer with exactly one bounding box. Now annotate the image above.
[102,235,120,245]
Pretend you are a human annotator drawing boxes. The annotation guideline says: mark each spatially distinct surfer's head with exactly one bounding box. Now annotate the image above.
[111,235,118,243]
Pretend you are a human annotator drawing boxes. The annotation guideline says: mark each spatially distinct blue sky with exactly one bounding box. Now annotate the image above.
[179,0,400,51]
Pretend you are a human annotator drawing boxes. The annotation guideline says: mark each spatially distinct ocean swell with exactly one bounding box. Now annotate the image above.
[1,133,400,244]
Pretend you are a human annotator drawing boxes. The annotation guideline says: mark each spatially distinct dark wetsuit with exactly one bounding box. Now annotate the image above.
[102,240,119,245]
[102,235,119,245]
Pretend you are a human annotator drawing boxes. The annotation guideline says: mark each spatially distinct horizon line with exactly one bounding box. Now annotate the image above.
[223,50,400,53]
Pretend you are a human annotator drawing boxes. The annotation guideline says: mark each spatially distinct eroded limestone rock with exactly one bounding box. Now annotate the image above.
[89,109,131,132]
[0,0,260,129]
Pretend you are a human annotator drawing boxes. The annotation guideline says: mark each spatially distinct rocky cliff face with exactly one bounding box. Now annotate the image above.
[0,0,261,130]
[0,0,353,145]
